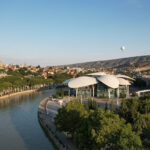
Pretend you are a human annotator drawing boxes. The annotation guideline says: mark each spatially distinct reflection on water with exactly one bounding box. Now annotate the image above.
[0,89,56,150]
[0,91,43,109]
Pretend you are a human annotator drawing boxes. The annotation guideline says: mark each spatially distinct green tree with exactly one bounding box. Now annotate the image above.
[118,98,147,135]
[139,95,150,114]
[55,100,87,136]
[110,101,114,112]
[86,100,97,111]
[55,100,142,150]
[0,75,52,91]
[18,67,28,76]
[132,112,147,135]
[50,73,72,84]
[74,108,142,150]
[104,102,108,111]
[92,100,98,110]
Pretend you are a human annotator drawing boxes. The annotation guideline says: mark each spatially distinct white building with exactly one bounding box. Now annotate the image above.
[62,72,134,99]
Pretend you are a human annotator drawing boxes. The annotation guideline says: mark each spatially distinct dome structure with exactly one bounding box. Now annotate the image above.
[117,77,131,86]
[68,76,98,88]
[97,75,119,88]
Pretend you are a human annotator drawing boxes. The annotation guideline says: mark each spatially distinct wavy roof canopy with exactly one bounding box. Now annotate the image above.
[97,75,119,88]
[64,73,133,89]
[68,76,98,88]
[117,77,131,86]
[87,72,106,76]
[116,74,134,81]
[63,78,74,85]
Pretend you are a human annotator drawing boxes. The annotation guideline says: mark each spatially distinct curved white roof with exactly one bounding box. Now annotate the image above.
[117,78,131,86]
[68,76,98,88]
[116,74,134,81]
[87,72,106,76]
[63,78,74,85]
[97,75,119,88]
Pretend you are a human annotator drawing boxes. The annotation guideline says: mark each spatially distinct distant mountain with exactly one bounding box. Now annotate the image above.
[60,55,150,69]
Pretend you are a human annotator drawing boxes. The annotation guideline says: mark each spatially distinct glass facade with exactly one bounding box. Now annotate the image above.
[96,83,108,98]
[77,86,92,98]
[109,88,117,98]
[70,88,76,96]
[63,82,128,99]
[119,85,127,94]
[119,85,127,98]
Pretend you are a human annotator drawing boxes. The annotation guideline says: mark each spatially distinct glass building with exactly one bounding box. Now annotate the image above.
[63,73,134,99]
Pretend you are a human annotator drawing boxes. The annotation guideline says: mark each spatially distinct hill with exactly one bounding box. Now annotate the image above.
[61,55,150,69]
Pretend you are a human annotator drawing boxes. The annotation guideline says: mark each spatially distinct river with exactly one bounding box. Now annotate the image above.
[0,89,56,150]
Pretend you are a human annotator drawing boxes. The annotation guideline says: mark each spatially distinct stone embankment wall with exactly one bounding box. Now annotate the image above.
[38,98,68,150]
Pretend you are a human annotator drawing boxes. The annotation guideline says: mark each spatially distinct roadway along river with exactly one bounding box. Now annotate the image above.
[0,89,56,150]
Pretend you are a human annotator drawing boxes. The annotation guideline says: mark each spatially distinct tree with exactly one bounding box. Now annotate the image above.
[55,100,142,150]
[104,102,108,111]
[139,95,150,114]
[119,98,138,122]
[92,100,98,110]
[0,75,51,92]
[51,73,72,84]
[18,67,28,76]
[142,114,150,141]
[86,100,97,111]
[37,65,41,68]
[110,101,114,112]
[118,98,147,135]
[138,94,150,144]
[132,112,147,135]
[74,108,142,150]
[55,100,87,136]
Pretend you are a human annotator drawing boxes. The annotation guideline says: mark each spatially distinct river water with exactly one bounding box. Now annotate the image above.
[0,89,56,150]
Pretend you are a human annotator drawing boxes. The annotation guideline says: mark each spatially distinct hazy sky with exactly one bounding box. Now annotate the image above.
[0,0,150,66]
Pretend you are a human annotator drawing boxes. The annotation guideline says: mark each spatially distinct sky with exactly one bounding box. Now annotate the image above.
[0,0,150,66]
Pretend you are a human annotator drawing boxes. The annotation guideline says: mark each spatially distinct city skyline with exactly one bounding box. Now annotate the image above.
[0,0,150,66]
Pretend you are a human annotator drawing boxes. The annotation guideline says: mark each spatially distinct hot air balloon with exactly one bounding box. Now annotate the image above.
[120,46,125,52]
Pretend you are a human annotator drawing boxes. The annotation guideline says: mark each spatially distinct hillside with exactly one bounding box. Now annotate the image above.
[61,55,150,69]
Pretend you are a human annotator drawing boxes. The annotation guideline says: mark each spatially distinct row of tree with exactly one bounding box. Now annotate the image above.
[54,96,150,150]
[0,75,53,92]
[0,70,74,95]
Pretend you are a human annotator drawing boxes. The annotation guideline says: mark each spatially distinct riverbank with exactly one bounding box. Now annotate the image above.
[0,89,56,150]
[0,89,37,100]
[38,98,78,150]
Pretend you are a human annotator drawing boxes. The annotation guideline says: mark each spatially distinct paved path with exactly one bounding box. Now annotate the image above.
[38,98,78,150]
